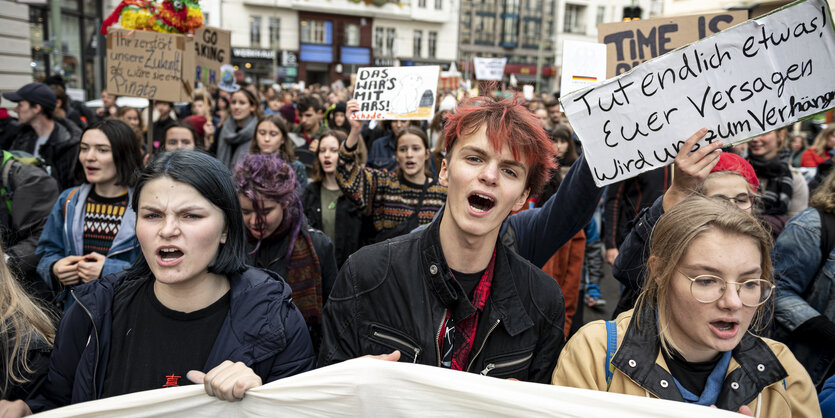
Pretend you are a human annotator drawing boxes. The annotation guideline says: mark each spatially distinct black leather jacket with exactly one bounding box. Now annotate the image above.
[319,216,565,383]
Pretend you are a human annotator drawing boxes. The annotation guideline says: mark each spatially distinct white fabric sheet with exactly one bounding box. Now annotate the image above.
[35,358,741,417]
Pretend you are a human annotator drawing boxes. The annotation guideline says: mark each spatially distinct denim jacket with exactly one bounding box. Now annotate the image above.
[35,184,141,301]
[773,207,835,385]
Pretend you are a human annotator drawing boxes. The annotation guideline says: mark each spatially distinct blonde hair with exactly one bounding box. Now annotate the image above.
[0,245,55,393]
[810,167,835,213]
[635,195,773,355]
[810,126,835,156]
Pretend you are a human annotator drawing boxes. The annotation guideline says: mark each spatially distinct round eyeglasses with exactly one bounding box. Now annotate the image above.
[710,193,757,211]
[679,270,774,307]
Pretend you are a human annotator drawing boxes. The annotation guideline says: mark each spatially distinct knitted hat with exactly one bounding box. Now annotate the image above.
[183,115,207,137]
[332,101,346,114]
[711,152,760,190]
[279,103,298,124]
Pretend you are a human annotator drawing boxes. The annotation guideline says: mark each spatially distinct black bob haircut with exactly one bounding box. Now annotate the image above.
[75,119,143,187]
[125,151,247,277]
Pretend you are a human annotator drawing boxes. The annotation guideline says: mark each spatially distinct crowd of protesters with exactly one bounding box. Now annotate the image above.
[0,74,832,417]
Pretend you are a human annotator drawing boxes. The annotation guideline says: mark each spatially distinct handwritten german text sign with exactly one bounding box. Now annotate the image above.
[564,0,835,187]
[106,29,195,102]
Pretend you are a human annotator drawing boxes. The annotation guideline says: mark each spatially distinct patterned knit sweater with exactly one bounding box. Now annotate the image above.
[337,145,447,232]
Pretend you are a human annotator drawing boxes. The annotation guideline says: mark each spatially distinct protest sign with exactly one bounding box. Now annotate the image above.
[106,29,195,102]
[38,359,740,418]
[351,65,440,120]
[563,0,835,187]
[193,27,230,89]
[473,57,507,81]
[598,10,747,78]
[560,40,608,95]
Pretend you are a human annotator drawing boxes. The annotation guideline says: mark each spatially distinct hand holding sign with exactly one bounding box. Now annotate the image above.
[662,129,724,210]
[345,99,363,151]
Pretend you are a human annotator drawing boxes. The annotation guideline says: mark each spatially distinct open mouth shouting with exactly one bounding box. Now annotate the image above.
[467,192,496,214]
[709,319,740,339]
[157,246,184,266]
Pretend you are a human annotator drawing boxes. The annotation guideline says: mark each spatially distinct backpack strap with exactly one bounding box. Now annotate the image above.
[605,320,617,390]
[814,207,835,272]
[63,187,80,218]
[1,151,16,214]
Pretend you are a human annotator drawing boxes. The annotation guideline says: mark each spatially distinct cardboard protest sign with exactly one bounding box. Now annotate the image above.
[351,65,440,120]
[598,11,747,78]
[563,0,835,187]
[560,40,607,95]
[473,57,507,81]
[194,27,231,89]
[106,29,194,102]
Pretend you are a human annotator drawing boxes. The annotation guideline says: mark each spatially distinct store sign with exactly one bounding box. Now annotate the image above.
[105,29,194,102]
[194,27,231,89]
[280,50,298,67]
[374,57,396,66]
[232,47,275,61]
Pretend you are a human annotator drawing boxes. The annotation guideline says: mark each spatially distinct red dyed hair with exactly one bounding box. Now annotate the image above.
[443,95,556,196]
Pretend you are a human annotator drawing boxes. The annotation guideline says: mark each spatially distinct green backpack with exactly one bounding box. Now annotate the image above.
[0,150,49,214]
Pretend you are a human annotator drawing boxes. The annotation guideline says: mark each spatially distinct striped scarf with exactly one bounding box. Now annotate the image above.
[284,231,324,327]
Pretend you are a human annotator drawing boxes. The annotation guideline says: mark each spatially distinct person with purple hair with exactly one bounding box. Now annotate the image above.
[234,153,337,352]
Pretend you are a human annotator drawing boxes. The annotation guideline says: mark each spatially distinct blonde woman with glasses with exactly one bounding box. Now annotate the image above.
[553,195,820,417]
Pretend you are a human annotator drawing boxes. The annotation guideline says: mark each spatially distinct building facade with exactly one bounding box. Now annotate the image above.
[458,0,559,89]
[221,0,459,88]
[0,0,32,93]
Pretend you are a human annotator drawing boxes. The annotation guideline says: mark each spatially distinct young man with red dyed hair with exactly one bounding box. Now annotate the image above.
[319,96,601,382]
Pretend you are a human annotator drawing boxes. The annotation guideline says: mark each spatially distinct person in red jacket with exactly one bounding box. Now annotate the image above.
[801,125,835,167]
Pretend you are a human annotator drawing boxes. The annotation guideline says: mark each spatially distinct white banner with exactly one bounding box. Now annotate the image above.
[37,358,741,417]
[473,57,508,81]
[351,65,440,120]
[562,0,835,187]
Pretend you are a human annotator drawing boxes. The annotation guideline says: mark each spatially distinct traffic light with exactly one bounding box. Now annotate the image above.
[623,6,642,21]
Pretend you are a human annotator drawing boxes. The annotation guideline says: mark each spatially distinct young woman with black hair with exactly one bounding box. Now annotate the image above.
[36,119,144,310]
[1,151,315,416]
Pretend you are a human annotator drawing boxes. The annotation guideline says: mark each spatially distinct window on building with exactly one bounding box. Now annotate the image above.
[386,27,396,56]
[375,27,385,52]
[249,16,261,46]
[474,14,495,44]
[521,19,540,48]
[269,17,280,48]
[413,30,422,57]
[345,23,360,46]
[460,9,472,44]
[435,0,442,9]
[301,19,327,44]
[596,6,605,25]
[564,4,586,34]
[419,0,426,6]
[428,31,437,58]
[501,16,518,46]
[526,0,539,13]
